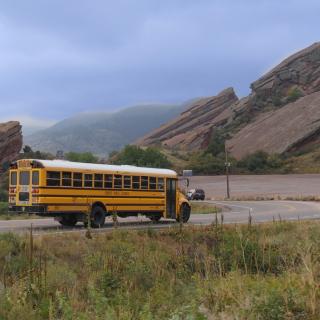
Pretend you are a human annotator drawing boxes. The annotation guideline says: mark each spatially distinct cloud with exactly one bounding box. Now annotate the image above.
[0,0,319,120]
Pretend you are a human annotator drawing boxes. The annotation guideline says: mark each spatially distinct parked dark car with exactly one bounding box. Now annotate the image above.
[187,189,205,200]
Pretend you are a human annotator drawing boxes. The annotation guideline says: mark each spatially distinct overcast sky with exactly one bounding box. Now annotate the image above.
[0,0,319,126]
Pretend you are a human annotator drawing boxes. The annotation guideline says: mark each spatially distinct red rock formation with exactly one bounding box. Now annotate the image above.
[252,42,320,97]
[233,42,320,117]
[227,91,320,159]
[138,42,320,159]
[0,121,22,169]
[136,88,238,150]
[226,42,320,158]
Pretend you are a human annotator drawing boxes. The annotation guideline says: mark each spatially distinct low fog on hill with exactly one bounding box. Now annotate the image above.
[24,103,187,155]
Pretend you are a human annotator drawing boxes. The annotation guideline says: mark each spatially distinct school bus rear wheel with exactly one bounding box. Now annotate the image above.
[90,206,106,228]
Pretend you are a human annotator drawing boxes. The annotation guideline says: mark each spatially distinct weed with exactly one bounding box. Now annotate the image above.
[0,221,320,318]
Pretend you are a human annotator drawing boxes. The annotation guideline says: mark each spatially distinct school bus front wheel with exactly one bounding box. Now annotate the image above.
[177,203,191,223]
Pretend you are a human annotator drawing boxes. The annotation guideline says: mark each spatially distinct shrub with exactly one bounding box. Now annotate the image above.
[110,145,171,168]
[0,190,8,203]
[0,202,8,215]
[272,95,283,107]
[65,151,99,163]
[207,130,227,157]
[20,145,54,160]
[286,87,303,103]
[238,151,284,173]
[188,152,225,175]
[0,172,9,202]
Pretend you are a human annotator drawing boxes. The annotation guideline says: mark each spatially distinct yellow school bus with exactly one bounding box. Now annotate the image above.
[8,159,191,227]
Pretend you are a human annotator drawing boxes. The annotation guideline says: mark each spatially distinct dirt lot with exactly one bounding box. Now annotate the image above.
[187,174,320,200]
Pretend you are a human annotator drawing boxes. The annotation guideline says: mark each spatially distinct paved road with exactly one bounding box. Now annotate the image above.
[207,200,320,224]
[1,200,320,234]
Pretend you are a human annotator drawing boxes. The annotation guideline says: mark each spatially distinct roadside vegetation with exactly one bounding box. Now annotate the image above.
[1,221,320,319]
[109,145,171,168]
[0,202,43,220]
[0,202,7,215]
[64,151,99,163]
[0,172,8,203]
[190,201,221,214]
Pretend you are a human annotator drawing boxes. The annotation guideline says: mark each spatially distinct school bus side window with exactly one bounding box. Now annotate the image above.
[47,171,60,186]
[94,174,103,188]
[149,177,156,190]
[132,176,140,189]
[104,174,113,188]
[141,176,148,189]
[73,173,83,187]
[158,178,164,190]
[114,175,122,189]
[124,175,131,189]
[62,172,72,186]
[10,172,17,186]
[84,174,93,187]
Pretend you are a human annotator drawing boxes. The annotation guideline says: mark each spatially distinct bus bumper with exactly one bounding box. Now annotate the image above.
[8,205,47,214]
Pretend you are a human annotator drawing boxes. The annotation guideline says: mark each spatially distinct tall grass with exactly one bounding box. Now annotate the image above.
[0,202,8,215]
[0,221,320,319]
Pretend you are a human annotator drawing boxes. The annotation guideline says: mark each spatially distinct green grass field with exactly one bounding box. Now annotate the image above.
[0,220,320,319]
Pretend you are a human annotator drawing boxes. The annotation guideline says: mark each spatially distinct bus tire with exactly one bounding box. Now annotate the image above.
[91,206,106,228]
[176,203,191,223]
[59,215,77,227]
[149,213,162,222]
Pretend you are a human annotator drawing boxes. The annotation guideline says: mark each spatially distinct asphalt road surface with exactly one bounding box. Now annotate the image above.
[1,200,320,234]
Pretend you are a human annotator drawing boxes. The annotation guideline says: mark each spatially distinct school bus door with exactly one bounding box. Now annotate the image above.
[166,178,176,219]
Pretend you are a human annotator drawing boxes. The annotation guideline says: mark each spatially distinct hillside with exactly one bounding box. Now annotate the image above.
[137,42,320,160]
[25,103,187,156]
[228,91,320,159]
[136,87,238,149]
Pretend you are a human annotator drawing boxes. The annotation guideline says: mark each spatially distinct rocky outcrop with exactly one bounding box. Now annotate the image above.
[227,91,320,159]
[226,42,320,158]
[138,42,320,159]
[136,88,238,150]
[233,42,320,117]
[0,121,22,168]
[252,42,320,97]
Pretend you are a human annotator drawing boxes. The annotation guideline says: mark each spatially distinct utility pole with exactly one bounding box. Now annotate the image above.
[225,143,231,199]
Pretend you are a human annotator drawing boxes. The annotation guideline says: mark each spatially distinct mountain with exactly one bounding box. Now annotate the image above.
[25,104,187,156]
[138,42,320,159]
[0,121,22,168]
